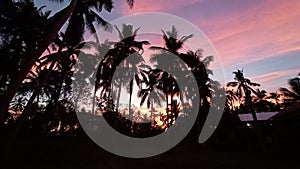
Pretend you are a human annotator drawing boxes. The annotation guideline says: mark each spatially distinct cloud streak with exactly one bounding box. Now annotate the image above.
[121,0,300,67]
[121,0,203,14]
[115,0,300,90]
[250,68,300,91]
[198,0,300,66]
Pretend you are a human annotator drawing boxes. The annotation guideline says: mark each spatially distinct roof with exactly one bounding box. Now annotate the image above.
[238,112,279,122]
[269,102,300,121]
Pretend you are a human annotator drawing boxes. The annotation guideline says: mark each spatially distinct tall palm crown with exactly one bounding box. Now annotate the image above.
[149,26,215,135]
[50,0,135,47]
[63,0,112,46]
[280,73,300,102]
[138,68,165,109]
[227,69,260,121]
[150,26,193,75]
[227,69,260,99]
[180,49,213,104]
[252,89,267,103]
[150,26,193,54]
[96,24,149,112]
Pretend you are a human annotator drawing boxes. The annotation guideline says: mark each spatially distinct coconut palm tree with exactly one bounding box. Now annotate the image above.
[6,68,63,150]
[180,50,215,139]
[149,26,193,77]
[137,66,183,128]
[150,26,193,55]
[250,89,278,112]
[227,69,260,121]
[38,34,99,109]
[265,91,282,110]
[0,0,135,121]
[149,26,193,114]
[113,24,149,112]
[180,49,213,105]
[226,89,239,110]
[0,0,51,120]
[251,89,267,103]
[7,32,88,145]
[138,68,165,123]
[149,26,215,138]
[96,24,149,114]
[280,73,300,103]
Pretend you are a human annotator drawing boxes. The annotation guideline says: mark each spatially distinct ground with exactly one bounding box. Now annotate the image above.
[1,133,298,169]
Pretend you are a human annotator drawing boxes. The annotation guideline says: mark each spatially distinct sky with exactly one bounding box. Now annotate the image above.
[35,0,300,92]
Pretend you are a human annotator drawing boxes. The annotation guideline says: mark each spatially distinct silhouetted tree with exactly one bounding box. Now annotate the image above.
[96,24,149,115]
[280,73,300,104]
[266,91,282,110]
[0,0,135,121]
[226,89,239,110]
[227,69,260,121]
[150,26,193,115]
[0,0,51,120]
[150,26,214,140]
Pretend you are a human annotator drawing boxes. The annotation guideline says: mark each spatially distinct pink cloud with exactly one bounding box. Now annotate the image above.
[197,0,300,67]
[121,0,203,14]
[120,0,300,70]
[250,68,300,91]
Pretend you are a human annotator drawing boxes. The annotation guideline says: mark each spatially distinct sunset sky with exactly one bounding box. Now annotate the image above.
[35,0,300,92]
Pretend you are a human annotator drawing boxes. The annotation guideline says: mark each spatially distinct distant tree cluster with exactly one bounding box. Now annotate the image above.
[1,0,299,143]
[0,0,214,139]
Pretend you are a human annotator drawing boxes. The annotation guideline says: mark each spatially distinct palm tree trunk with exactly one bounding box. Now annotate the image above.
[107,84,114,111]
[113,83,122,128]
[0,0,78,122]
[170,91,174,126]
[116,83,122,112]
[246,90,257,121]
[92,87,96,114]
[128,79,133,117]
[53,79,63,105]
[74,82,83,110]
[151,99,154,126]
[166,86,169,117]
[128,90,132,117]
[243,87,266,151]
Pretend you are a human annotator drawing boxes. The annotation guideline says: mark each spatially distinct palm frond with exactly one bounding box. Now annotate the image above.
[149,46,166,51]
[103,0,114,12]
[140,91,149,106]
[134,74,140,86]
[248,81,260,87]
[226,81,238,87]
[279,87,298,98]
[76,41,98,50]
[84,11,99,43]
[179,34,193,43]
[89,10,112,32]
[138,64,152,70]
[133,26,141,36]
[126,0,134,9]
[114,25,124,40]
[202,55,214,67]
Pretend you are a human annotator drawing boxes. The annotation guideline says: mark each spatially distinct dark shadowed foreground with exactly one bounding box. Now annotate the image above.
[1,117,299,169]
